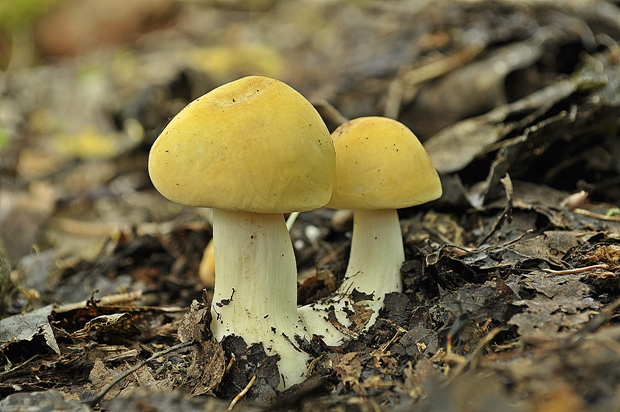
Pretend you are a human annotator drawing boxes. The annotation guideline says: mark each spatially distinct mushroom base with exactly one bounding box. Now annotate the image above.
[298,208,404,346]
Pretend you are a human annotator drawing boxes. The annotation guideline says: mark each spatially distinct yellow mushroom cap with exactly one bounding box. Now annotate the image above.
[148,76,335,213]
[326,117,442,210]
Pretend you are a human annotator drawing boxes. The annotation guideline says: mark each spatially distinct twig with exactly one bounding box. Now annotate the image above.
[477,174,514,247]
[54,291,186,314]
[81,339,196,408]
[574,208,620,222]
[0,354,41,378]
[54,291,143,313]
[311,99,349,126]
[379,326,406,353]
[228,374,257,410]
[543,264,609,274]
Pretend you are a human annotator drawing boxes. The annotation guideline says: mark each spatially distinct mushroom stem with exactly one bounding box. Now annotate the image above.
[210,208,309,389]
[298,209,404,346]
[341,208,404,302]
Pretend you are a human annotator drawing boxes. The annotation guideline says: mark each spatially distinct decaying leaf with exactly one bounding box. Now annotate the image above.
[424,77,581,176]
[329,352,363,393]
[509,271,598,336]
[88,358,124,401]
[70,312,141,341]
[425,45,619,210]
[411,26,564,140]
[0,305,60,363]
[178,300,225,396]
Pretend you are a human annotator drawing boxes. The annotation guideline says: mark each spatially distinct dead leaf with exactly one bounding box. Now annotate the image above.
[178,301,225,396]
[70,312,141,342]
[88,359,123,399]
[509,271,598,336]
[0,304,60,363]
[120,364,174,394]
[329,352,363,393]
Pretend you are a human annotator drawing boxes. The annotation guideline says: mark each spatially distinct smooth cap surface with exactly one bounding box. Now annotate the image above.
[148,76,335,213]
[326,116,442,210]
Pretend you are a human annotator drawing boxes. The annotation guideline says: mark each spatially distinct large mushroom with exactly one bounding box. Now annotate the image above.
[148,76,335,388]
[299,116,442,345]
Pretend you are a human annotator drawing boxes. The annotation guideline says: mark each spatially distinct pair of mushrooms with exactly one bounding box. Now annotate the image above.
[148,76,441,389]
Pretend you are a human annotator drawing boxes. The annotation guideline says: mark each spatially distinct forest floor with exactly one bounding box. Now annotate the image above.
[2,1,620,411]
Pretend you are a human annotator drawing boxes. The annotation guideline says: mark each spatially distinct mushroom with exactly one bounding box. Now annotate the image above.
[298,116,442,345]
[148,76,335,388]
[198,238,215,288]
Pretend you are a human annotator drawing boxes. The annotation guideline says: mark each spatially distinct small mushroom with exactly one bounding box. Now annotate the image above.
[148,76,335,388]
[298,116,442,345]
[198,238,215,288]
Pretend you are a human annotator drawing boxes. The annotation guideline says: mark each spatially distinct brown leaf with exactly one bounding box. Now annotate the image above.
[329,352,363,393]
[178,301,225,396]
[70,313,141,341]
[0,305,60,363]
[181,339,225,397]
[88,358,124,401]
[509,272,598,336]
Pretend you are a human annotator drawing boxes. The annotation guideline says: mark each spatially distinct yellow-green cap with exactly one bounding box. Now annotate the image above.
[148,76,335,213]
[326,117,442,210]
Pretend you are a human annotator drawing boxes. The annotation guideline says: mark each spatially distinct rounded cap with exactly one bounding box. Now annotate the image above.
[148,76,335,213]
[326,116,442,210]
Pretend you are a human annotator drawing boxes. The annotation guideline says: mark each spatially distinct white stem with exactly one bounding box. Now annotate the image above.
[341,209,404,300]
[210,208,309,389]
[298,209,404,346]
